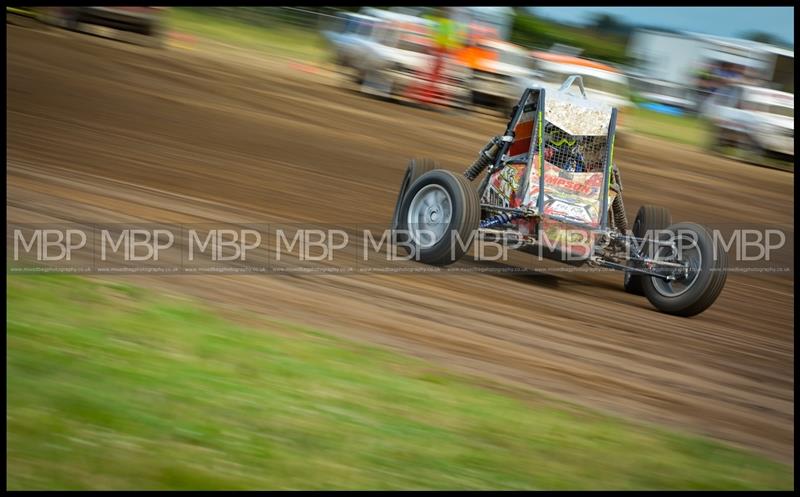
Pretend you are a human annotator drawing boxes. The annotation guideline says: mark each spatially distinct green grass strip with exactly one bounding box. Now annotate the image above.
[7,275,793,490]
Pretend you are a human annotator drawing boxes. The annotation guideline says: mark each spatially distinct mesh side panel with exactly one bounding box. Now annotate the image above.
[526,117,610,227]
[536,121,608,173]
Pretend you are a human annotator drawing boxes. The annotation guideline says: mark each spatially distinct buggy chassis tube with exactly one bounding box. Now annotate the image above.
[559,75,588,98]
[517,242,592,267]
[599,108,617,230]
[476,221,685,280]
[591,258,681,281]
[475,226,683,277]
[478,88,536,198]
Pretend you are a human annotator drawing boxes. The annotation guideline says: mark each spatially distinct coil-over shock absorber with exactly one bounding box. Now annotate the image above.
[611,196,628,234]
[480,211,524,229]
[464,135,503,181]
[610,165,629,233]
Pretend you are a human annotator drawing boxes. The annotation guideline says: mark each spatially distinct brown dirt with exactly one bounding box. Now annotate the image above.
[7,25,794,464]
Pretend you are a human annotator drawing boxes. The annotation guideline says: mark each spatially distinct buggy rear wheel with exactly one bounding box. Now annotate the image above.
[642,222,727,316]
[395,169,481,266]
[624,205,672,295]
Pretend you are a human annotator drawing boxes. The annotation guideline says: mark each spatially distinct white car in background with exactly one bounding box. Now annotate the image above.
[701,84,794,159]
[321,12,385,76]
[322,11,444,98]
[349,15,471,106]
[467,39,539,114]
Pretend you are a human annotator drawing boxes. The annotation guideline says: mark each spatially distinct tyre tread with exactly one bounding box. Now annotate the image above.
[625,205,672,295]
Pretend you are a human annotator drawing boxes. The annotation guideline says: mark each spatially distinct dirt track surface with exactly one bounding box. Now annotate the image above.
[7,25,794,464]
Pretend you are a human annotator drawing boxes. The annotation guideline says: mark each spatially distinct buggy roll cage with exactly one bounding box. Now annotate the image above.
[473,75,687,282]
[479,76,618,233]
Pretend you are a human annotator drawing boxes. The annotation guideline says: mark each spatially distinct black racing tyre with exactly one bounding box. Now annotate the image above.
[709,126,727,154]
[624,205,672,296]
[732,134,766,165]
[360,69,394,98]
[391,158,438,232]
[395,169,481,266]
[642,222,727,317]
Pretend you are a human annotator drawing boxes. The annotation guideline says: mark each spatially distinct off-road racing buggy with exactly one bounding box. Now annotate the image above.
[391,76,727,316]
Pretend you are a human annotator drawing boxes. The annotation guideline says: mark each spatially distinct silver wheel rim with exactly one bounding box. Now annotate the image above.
[407,184,452,248]
[652,233,702,297]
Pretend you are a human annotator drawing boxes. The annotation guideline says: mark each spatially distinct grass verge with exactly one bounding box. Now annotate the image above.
[7,275,793,490]
[626,108,793,170]
[625,107,712,149]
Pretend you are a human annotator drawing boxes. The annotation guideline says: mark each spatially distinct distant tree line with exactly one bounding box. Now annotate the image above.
[739,31,793,49]
[510,9,632,65]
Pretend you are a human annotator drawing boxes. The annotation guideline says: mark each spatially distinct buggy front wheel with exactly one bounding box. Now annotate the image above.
[391,158,438,233]
[395,169,481,266]
[642,222,727,317]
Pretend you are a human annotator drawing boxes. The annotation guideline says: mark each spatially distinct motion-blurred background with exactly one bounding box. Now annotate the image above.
[11,6,793,166]
[6,6,794,490]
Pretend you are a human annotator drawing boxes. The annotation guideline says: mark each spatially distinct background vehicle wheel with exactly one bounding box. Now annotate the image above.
[732,134,765,165]
[145,21,166,49]
[708,126,727,155]
[642,222,727,317]
[395,169,481,266]
[37,7,77,29]
[360,69,392,98]
[64,7,82,31]
[624,205,672,296]
[391,158,438,233]
[34,8,57,26]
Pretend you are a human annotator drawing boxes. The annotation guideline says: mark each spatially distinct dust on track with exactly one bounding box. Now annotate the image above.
[7,25,794,464]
